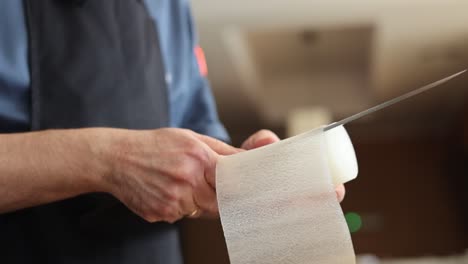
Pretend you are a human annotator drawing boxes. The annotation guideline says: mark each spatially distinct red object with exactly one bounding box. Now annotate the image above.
[194,45,208,76]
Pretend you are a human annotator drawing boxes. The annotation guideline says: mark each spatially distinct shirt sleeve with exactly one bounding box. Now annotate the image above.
[179,3,230,142]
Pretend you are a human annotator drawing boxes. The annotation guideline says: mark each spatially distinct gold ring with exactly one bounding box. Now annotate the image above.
[187,209,199,218]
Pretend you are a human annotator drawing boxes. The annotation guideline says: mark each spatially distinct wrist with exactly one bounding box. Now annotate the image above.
[85,128,139,196]
[80,128,119,193]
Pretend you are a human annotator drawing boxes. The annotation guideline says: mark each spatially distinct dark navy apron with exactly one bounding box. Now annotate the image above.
[1,1,183,263]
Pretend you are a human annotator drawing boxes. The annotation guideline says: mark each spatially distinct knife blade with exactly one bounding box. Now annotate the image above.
[324,69,467,131]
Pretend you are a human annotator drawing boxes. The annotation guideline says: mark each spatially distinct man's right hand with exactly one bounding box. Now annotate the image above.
[99,128,241,223]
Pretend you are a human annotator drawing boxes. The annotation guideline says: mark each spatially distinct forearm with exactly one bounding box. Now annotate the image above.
[0,128,111,214]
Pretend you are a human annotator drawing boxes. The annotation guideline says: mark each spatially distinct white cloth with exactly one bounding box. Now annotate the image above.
[217,128,356,264]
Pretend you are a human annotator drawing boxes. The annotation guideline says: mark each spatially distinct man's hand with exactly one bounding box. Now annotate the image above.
[0,128,241,224]
[102,128,241,223]
[241,130,346,202]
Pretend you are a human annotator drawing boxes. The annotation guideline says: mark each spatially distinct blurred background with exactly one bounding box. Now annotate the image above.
[180,0,468,263]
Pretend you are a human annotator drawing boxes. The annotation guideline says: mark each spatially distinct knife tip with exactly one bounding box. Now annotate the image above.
[446,69,467,81]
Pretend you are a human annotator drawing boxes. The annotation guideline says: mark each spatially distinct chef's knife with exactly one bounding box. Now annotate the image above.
[324,69,467,131]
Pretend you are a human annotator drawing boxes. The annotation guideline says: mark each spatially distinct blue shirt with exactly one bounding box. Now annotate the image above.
[0,0,228,140]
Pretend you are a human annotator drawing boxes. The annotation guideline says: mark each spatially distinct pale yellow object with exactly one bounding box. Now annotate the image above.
[324,125,358,186]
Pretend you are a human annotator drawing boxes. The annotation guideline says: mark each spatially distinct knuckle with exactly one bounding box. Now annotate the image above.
[180,139,215,168]
[185,140,203,157]
[172,161,199,184]
[191,146,214,167]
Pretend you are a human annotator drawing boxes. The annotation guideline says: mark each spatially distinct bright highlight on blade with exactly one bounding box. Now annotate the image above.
[324,69,467,131]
